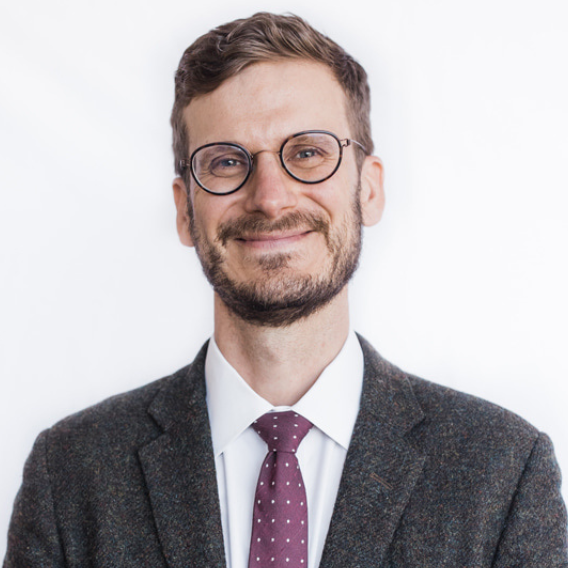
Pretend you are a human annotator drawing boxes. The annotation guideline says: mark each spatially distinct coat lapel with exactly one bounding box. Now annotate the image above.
[319,336,426,568]
[138,342,226,568]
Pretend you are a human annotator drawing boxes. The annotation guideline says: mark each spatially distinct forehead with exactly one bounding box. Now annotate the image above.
[183,60,351,150]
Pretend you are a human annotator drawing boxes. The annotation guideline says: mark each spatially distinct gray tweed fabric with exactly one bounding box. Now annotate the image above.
[4,336,568,567]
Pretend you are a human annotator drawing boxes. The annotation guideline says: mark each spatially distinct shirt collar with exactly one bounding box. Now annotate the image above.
[205,331,364,456]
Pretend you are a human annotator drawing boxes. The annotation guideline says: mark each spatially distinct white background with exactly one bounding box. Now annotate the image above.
[1,0,567,558]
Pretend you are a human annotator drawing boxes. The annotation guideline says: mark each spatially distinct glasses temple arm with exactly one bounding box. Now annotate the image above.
[342,139,368,153]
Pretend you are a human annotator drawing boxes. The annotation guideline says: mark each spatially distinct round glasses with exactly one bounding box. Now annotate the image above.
[179,130,366,195]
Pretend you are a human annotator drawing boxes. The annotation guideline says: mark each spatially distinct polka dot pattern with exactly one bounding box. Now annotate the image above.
[248,411,313,568]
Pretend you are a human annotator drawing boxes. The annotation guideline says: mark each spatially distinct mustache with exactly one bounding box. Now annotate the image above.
[216,211,330,246]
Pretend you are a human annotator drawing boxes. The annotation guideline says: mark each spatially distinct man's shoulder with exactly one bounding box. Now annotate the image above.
[50,369,181,433]
[358,335,541,453]
[405,371,540,454]
[43,342,209,452]
[39,370,178,458]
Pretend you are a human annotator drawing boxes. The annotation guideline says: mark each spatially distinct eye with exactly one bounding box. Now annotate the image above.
[294,147,320,160]
[284,142,335,173]
[214,157,243,169]
[285,144,326,164]
[204,149,249,178]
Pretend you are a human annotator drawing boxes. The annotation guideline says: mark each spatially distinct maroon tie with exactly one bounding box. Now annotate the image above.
[248,411,313,568]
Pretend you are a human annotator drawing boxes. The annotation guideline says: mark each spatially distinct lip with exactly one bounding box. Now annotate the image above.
[236,230,313,249]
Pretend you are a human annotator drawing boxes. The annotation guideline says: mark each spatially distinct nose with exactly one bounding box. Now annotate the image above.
[242,151,299,219]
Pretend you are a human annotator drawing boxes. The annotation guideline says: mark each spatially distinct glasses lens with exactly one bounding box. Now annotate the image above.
[282,132,341,183]
[192,144,250,194]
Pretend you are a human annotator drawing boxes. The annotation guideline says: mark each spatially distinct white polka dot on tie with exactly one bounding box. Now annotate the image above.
[301,502,304,506]
[257,519,261,523]
[286,481,290,485]
[285,462,289,467]
[273,425,278,428]
[257,558,260,562]
[257,499,261,504]
[287,519,290,524]
[271,500,275,504]
[301,560,304,564]
[257,538,261,542]
[271,558,275,562]
[286,538,290,543]
[260,482,264,485]
[286,559,289,563]
[272,519,275,523]
[293,435,297,439]
[301,540,305,544]
[301,520,304,525]
[286,500,290,504]
[271,538,275,542]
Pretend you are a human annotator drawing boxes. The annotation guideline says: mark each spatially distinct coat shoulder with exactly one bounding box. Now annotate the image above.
[50,341,209,433]
[48,368,183,438]
[358,334,540,457]
[406,371,540,446]
[43,341,209,456]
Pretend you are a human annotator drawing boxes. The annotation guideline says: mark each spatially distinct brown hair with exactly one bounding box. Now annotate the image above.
[171,12,373,177]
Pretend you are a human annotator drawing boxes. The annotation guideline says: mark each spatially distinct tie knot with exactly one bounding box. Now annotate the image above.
[253,411,313,454]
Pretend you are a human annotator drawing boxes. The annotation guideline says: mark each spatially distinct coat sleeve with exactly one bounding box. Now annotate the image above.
[492,432,568,567]
[3,430,66,568]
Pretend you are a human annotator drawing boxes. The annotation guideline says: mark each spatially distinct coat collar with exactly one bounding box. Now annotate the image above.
[139,336,425,568]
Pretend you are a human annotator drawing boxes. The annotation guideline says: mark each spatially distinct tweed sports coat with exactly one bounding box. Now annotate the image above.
[4,337,568,567]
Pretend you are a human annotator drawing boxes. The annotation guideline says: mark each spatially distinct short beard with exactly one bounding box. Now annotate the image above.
[187,193,363,328]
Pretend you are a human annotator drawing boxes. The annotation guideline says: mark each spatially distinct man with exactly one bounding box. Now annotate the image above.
[4,12,567,568]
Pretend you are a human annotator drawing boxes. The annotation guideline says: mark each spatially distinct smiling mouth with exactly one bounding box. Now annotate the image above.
[236,230,313,249]
[216,211,330,247]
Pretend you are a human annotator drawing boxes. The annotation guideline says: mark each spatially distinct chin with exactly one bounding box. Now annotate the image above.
[214,257,356,327]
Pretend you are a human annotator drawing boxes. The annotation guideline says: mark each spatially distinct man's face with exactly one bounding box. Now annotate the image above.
[173,60,384,326]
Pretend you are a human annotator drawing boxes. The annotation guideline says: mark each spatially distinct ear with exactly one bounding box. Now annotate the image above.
[172,177,194,247]
[359,155,385,227]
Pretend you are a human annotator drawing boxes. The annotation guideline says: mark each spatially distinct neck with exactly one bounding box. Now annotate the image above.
[213,288,350,406]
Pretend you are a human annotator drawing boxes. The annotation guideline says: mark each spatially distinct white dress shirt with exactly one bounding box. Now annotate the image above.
[205,331,364,568]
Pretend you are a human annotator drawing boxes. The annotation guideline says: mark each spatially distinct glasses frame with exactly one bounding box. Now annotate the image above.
[179,129,366,196]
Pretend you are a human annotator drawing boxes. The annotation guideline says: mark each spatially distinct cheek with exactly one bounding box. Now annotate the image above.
[191,191,244,235]
[304,175,359,223]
